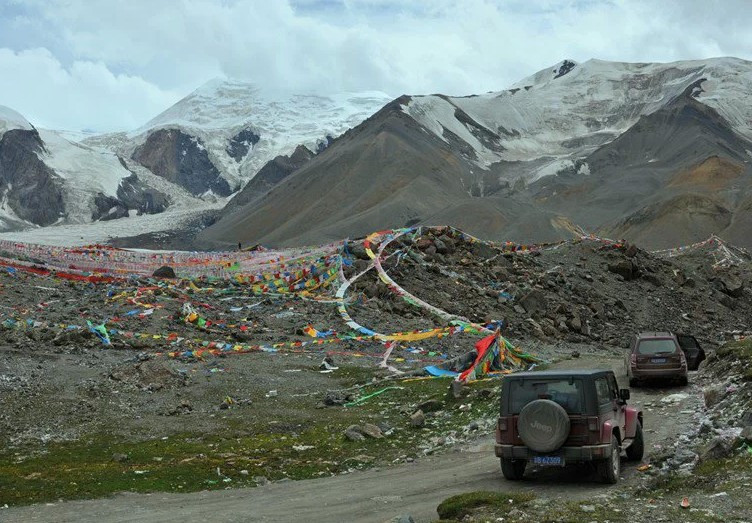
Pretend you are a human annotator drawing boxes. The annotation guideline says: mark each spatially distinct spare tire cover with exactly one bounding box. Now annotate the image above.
[518,399,570,453]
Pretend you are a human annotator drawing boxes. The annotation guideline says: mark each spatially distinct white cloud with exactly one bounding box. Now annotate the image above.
[2,0,752,131]
[0,48,180,131]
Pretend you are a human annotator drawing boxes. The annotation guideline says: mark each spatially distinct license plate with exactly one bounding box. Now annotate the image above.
[651,358,667,363]
[532,456,563,466]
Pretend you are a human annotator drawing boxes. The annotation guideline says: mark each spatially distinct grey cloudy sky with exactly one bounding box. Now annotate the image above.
[1,0,750,132]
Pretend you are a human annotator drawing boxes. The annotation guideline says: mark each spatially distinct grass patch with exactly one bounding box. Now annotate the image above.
[644,453,752,494]
[541,500,627,523]
[0,374,500,506]
[436,491,535,520]
[335,364,383,387]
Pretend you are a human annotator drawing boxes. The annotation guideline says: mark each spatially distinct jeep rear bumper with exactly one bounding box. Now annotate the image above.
[495,443,613,461]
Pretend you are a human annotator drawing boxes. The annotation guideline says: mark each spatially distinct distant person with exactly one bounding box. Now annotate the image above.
[238,242,242,251]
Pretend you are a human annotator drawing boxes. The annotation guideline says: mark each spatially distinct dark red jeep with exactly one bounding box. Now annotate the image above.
[495,369,643,484]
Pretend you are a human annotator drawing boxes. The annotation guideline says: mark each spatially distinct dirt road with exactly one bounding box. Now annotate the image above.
[4,357,702,523]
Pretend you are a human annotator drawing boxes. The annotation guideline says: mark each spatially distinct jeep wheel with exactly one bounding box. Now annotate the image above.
[500,458,526,481]
[599,435,620,484]
[625,421,644,461]
[629,378,638,388]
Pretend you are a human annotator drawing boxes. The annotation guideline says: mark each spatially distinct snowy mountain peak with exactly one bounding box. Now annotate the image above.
[124,77,394,187]
[404,56,752,181]
[0,105,34,136]
[510,59,580,88]
[139,78,262,133]
[139,77,393,135]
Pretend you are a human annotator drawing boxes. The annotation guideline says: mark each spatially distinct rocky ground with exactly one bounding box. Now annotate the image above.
[0,228,751,520]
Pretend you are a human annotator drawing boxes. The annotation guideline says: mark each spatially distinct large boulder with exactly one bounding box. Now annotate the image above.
[703,384,726,408]
[739,409,752,428]
[624,244,639,258]
[348,242,371,260]
[607,259,638,280]
[344,423,384,440]
[518,289,547,315]
[699,437,733,462]
[416,399,443,413]
[470,242,498,260]
[719,275,744,298]
[152,265,177,279]
[358,423,384,439]
[410,410,426,427]
[344,425,366,441]
[433,238,449,254]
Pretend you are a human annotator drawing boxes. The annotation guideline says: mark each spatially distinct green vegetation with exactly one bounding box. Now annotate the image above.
[646,453,752,494]
[0,372,499,506]
[717,338,752,380]
[540,501,626,523]
[436,491,535,520]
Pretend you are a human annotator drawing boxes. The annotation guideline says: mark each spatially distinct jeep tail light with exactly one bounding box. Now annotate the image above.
[630,354,637,366]
[587,416,599,432]
[499,418,508,431]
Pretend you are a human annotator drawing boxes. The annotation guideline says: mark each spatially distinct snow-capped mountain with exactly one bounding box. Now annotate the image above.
[0,81,392,239]
[0,105,172,231]
[201,57,752,250]
[403,57,752,182]
[6,59,752,249]
[86,79,393,195]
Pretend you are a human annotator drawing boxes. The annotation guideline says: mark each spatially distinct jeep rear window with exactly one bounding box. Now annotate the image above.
[509,379,584,414]
[637,339,677,355]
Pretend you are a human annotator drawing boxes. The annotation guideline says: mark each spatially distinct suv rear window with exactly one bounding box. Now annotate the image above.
[637,339,678,355]
[508,378,584,414]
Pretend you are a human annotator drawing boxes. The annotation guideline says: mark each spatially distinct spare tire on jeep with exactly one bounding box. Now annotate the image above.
[517,399,570,453]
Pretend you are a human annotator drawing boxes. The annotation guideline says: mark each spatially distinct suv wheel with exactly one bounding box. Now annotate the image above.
[625,421,644,461]
[599,435,620,484]
[500,458,526,481]
[628,378,638,388]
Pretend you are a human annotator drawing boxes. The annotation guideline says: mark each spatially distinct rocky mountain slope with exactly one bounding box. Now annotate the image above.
[201,58,752,250]
[0,81,392,235]
[0,106,168,229]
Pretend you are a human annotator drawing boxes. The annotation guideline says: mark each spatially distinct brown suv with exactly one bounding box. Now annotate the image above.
[626,332,688,387]
[495,369,644,484]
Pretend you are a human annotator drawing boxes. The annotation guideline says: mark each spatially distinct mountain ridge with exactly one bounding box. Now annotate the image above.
[4,58,752,249]
[199,57,752,250]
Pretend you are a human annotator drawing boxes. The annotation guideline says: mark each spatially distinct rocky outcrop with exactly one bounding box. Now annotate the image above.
[118,173,170,213]
[316,134,334,154]
[92,173,170,221]
[132,129,232,197]
[221,145,314,216]
[226,128,260,162]
[92,193,129,221]
[0,129,64,226]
